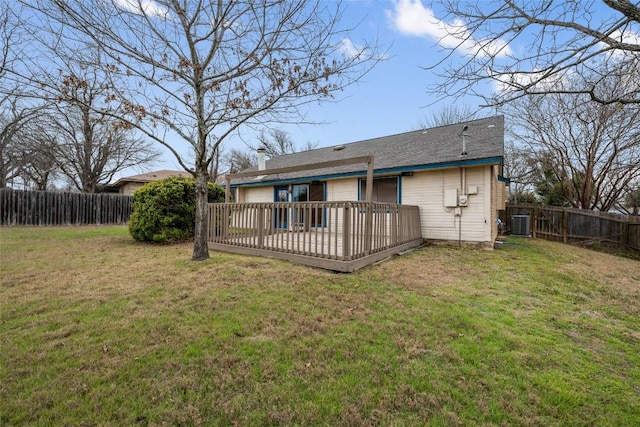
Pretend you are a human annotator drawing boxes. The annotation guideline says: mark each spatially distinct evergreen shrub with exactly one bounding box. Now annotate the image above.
[128,177,225,243]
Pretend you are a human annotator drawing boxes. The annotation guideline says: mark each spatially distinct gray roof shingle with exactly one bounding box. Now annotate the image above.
[111,170,190,187]
[233,116,504,185]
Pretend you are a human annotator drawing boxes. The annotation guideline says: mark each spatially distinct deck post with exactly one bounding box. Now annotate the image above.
[225,175,231,203]
[365,159,374,203]
[257,204,265,248]
[343,203,351,260]
[222,204,229,239]
[364,159,374,254]
[391,206,398,245]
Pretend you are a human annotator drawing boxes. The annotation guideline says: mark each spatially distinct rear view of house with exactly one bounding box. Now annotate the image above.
[212,116,507,271]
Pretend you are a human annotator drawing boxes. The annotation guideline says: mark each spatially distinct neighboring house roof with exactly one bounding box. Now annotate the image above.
[111,169,191,188]
[233,116,504,186]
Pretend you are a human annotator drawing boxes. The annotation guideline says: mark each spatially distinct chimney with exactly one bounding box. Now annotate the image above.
[257,147,266,171]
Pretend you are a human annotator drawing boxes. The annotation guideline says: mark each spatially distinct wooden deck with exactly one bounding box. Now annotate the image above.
[208,201,423,272]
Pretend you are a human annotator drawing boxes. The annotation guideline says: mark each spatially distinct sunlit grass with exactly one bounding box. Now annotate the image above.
[1,227,639,425]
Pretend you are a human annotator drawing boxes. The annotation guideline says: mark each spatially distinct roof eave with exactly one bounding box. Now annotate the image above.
[232,156,503,188]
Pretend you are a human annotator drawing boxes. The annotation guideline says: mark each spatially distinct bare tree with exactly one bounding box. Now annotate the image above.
[257,128,319,158]
[428,1,640,106]
[502,139,537,203]
[25,0,380,260]
[49,66,160,192]
[0,4,36,187]
[0,3,12,82]
[258,128,296,158]
[214,128,319,179]
[506,70,640,211]
[3,4,159,192]
[13,112,60,190]
[415,105,484,129]
[227,148,257,174]
[624,185,640,215]
[19,155,59,190]
[0,98,43,188]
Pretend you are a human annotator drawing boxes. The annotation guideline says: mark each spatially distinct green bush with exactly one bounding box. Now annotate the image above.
[128,177,226,243]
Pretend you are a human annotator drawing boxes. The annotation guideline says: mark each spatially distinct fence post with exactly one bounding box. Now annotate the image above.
[532,206,538,239]
[562,209,569,243]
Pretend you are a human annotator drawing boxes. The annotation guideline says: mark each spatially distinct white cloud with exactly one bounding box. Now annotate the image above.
[600,28,640,59]
[386,0,512,58]
[338,38,387,60]
[490,67,568,95]
[609,29,640,46]
[113,0,169,18]
[339,38,362,58]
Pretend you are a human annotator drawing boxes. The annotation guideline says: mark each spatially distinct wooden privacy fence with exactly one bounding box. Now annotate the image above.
[208,201,423,272]
[505,203,640,250]
[0,188,133,226]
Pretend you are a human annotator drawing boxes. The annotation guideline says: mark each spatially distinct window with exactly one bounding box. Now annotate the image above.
[292,184,308,202]
[359,177,399,203]
[291,182,325,227]
[309,182,324,202]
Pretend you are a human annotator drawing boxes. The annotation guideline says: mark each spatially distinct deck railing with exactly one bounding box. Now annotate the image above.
[208,201,422,263]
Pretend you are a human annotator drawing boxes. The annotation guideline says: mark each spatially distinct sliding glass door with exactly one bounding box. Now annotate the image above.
[273,183,325,230]
[274,186,288,229]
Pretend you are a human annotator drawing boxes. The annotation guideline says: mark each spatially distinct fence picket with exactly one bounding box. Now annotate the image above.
[0,189,133,226]
[505,203,640,250]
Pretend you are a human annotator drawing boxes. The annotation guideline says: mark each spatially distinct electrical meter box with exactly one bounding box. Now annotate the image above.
[444,189,458,208]
[458,194,469,206]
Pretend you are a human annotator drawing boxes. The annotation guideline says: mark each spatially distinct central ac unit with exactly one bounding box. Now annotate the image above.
[511,215,531,236]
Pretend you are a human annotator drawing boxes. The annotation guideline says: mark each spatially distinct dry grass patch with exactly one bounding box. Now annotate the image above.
[1,226,639,426]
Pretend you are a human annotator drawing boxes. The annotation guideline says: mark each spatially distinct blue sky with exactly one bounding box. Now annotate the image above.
[155,0,492,173]
[125,0,637,176]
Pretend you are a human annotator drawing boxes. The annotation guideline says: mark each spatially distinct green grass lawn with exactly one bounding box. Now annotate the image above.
[1,226,639,426]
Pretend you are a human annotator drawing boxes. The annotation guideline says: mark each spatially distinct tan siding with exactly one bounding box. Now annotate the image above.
[491,166,499,240]
[326,178,359,233]
[119,182,145,196]
[488,166,498,241]
[457,167,491,243]
[231,187,273,228]
[243,186,274,203]
[402,166,494,243]
[326,178,358,202]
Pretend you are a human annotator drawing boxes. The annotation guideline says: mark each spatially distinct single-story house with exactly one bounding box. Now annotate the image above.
[110,170,191,195]
[211,116,507,271]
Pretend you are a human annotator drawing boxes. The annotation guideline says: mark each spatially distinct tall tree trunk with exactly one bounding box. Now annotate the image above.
[192,169,210,261]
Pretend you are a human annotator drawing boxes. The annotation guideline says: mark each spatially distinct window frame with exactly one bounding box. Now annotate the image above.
[358,176,400,204]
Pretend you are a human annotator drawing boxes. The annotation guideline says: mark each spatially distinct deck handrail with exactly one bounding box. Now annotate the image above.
[208,201,422,262]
